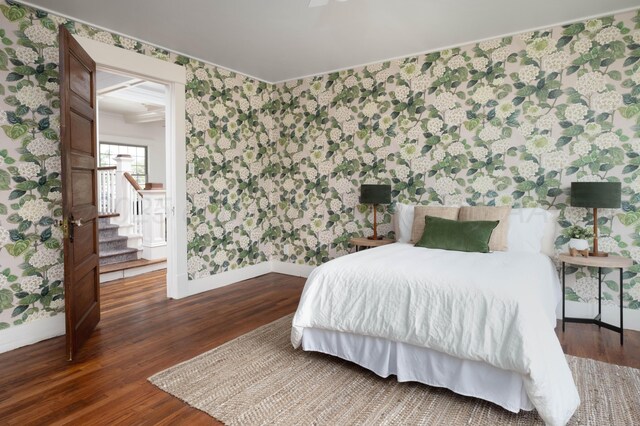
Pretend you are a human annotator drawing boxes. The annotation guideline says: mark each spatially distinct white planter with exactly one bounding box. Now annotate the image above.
[569,238,589,251]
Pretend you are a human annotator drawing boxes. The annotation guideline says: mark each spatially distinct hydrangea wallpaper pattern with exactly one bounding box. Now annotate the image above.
[0,1,275,331]
[269,11,640,309]
[0,1,639,337]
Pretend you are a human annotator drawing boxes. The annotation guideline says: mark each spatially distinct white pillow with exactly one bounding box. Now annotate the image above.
[508,208,556,254]
[393,203,415,243]
[541,210,560,257]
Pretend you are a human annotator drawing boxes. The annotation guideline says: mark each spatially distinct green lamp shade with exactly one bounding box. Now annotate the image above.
[570,182,621,208]
[360,184,391,205]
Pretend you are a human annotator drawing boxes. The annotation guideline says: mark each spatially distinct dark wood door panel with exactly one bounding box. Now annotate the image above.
[72,270,98,323]
[69,53,92,103]
[70,111,94,155]
[60,25,100,361]
[72,223,96,265]
[71,170,94,206]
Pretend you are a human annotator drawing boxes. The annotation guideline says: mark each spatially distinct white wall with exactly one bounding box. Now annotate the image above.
[98,111,166,184]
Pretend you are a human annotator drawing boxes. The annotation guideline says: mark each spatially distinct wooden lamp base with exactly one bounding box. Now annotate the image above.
[590,207,608,257]
[367,204,383,240]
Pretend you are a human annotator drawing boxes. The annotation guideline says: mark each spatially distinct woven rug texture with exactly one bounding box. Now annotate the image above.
[149,315,640,425]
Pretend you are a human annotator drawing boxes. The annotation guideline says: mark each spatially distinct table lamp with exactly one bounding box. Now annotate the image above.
[360,184,391,240]
[570,182,621,257]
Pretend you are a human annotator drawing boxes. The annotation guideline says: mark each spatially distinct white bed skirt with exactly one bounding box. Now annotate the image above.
[301,328,534,414]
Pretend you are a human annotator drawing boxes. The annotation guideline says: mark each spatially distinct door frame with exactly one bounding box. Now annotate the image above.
[75,36,187,299]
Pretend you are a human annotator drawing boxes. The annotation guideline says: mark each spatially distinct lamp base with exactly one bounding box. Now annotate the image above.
[589,251,609,257]
[367,236,383,240]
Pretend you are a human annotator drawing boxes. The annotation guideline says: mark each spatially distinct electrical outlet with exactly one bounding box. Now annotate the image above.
[284,244,290,255]
[188,163,195,174]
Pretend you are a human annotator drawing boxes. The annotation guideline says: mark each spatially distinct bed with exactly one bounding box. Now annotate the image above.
[291,208,580,426]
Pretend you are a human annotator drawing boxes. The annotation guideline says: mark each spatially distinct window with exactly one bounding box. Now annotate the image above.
[99,142,148,186]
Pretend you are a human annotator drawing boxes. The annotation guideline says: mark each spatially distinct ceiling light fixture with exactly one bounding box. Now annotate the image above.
[309,0,349,8]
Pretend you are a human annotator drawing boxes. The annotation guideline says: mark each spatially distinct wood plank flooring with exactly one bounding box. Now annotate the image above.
[0,270,638,425]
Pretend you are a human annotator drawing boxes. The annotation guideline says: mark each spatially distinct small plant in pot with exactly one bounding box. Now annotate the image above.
[567,225,594,251]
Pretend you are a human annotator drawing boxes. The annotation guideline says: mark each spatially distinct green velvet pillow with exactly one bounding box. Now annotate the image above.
[414,215,499,253]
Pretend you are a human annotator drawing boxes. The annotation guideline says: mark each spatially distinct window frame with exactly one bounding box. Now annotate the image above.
[98,141,149,185]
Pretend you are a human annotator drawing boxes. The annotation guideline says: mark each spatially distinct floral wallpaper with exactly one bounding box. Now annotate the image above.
[1,1,639,338]
[270,11,640,309]
[0,1,275,331]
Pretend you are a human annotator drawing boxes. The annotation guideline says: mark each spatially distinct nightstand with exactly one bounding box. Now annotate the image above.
[559,253,633,345]
[349,237,394,252]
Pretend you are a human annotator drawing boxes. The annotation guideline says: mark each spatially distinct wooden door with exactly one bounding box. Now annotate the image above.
[59,26,100,361]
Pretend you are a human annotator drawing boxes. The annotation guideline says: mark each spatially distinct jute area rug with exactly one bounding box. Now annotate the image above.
[149,315,640,425]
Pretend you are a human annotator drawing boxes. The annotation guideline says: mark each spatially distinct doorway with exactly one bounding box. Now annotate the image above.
[96,69,169,281]
[74,35,187,301]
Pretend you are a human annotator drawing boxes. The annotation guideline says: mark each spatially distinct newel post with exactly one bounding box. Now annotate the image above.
[113,154,133,228]
[138,189,167,259]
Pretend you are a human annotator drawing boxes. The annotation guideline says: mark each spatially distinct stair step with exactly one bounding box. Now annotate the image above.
[99,247,139,266]
[100,235,128,244]
[99,223,119,230]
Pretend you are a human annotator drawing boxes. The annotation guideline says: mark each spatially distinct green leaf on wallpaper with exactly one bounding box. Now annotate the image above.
[11,305,27,318]
[517,181,536,191]
[40,17,56,32]
[0,288,12,310]
[0,50,7,71]
[13,65,35,76]
[464,119,479,131]
[2,124,28,139]
[617,212,640,226]
[18,294,40,305]
[0,169,10,190]
[622,165,638,173]
[563,23,584,35]
[0,4,26,21]
[5,240,29,257]
[619,105,640,119]
[8,190,25,200]
[41,128,58,141]
[608,70,622,81]
[562,125,583,137]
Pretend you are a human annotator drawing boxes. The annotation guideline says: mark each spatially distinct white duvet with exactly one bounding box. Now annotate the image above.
[291,243,580,426]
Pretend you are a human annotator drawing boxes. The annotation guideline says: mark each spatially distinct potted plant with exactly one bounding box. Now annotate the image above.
[567,225,594,251]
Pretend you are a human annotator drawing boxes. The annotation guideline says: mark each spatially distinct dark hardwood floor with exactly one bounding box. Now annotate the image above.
[0,270,638,425]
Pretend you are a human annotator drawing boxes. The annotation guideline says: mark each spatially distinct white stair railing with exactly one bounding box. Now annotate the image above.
[97,166,117,215]
[106,154,166,259]
[123,171,144,237]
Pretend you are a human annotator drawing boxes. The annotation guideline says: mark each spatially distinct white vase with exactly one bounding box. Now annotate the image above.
[569,238,589,251]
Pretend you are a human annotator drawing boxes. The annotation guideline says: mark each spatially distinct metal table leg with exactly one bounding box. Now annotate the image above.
[562,261,565,332]
[620,267,624,346]
[598,267,602,326]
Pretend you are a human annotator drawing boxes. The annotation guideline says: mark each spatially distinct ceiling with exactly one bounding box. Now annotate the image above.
[97,70,165,123]
[22,0,640,83]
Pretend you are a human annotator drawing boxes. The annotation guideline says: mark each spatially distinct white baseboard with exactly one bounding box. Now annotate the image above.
[271,261,316,278]
[175,261,272,299]
[564,300,640,331]
[0,314,65,354]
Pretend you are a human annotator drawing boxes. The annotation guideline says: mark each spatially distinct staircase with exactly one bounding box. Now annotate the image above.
[99,216,139,266]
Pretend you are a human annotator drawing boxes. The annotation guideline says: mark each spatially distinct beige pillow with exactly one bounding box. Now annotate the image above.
[411,206,460,243]
[459,206,511,251]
